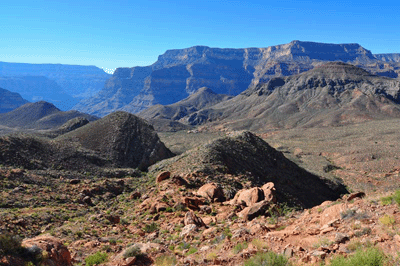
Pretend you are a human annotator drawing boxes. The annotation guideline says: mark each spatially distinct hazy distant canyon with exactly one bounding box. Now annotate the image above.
[1,41,400,116]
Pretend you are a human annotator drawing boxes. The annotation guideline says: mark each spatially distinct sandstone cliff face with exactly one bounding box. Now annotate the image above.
[75,41,400,116]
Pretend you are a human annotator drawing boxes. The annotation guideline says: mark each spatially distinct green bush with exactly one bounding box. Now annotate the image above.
[155,254,177,266]
[85,251,108,266]
[329,247,386,266]
[0,233,23,256]
[393,190,400,206]
[244,251,291,266]
[144,222,158,233]
[123,245,142,258]
[233,242,248,254]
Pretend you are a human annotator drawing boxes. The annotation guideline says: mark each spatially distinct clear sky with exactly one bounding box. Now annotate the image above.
[1,0,399,73]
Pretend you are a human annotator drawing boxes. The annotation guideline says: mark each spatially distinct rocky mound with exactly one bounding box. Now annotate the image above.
[150,131,347,208]
[184,62,400,131]
[0,112,173,171]
[57,111,174,170]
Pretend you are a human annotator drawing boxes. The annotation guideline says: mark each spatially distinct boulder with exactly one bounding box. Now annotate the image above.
[238,200,273,221]
[156,171,171,183]
[197,183,225,202]
[261,182,277,203]
[184,197,205,210]
[184,211,206,227]
[22,235,72,266]
[230,187,265,207]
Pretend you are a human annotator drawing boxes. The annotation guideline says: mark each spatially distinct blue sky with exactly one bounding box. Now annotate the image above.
[1,0,399,73]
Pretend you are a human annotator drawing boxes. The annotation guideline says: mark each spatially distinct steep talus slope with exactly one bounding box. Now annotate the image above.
[0,87,29,113]
[184,62,400,131]
[150,131,347,208]
[76,41,400,116]
[0,101,97,129]
[0,112,173,171]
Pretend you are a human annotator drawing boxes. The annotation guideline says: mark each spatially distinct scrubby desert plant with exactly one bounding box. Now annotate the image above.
[244,251,291,266]
[233,242,248,254]
[379,215,395,226]
[0,233,23,256]
[123,245,142,258]
[329,247,387,266]
[85,251,108,266]
[155,254,177,265]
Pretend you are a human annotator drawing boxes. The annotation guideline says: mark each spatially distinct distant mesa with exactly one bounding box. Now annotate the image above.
[74,40,400,117]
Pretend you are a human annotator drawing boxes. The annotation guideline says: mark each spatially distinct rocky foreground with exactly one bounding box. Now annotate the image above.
[1,167,400,265]
[1,130,400,265]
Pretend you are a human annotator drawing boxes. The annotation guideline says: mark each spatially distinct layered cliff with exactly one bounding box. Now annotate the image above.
[0,62,111,110]
[75,41,400,116]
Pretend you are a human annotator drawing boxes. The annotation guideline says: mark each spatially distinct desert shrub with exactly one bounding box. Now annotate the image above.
[186,247,197,255]
[85,251,108,266]
[144,222,158,233]
[244,251,291,266]
[251,238,268,250]
[393,190,400,206]
[123,245,142,258]
[380,195,393,205]
[155,254,177,265]
[329,247,387,266]
[379,215,395,226]
[233,242,248,254]
[0,233,23,256]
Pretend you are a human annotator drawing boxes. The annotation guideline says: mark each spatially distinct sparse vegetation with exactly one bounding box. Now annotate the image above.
[85,251,108,266]
[123,245,142,258]
[244,251,291,266]
[328,247,387,266]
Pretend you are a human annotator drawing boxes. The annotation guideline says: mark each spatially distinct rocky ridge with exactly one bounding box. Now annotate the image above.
[0,101,98,130]
[138,87,232,131]
[180,62,400,131]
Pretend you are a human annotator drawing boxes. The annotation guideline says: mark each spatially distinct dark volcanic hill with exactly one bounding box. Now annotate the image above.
[0,101,98,129]
[74,40,400,117]
[0,112,173,171]
[181,62,400,131]
[150,131,347,208]
[0,87,29,113]
[57,111,174,170]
